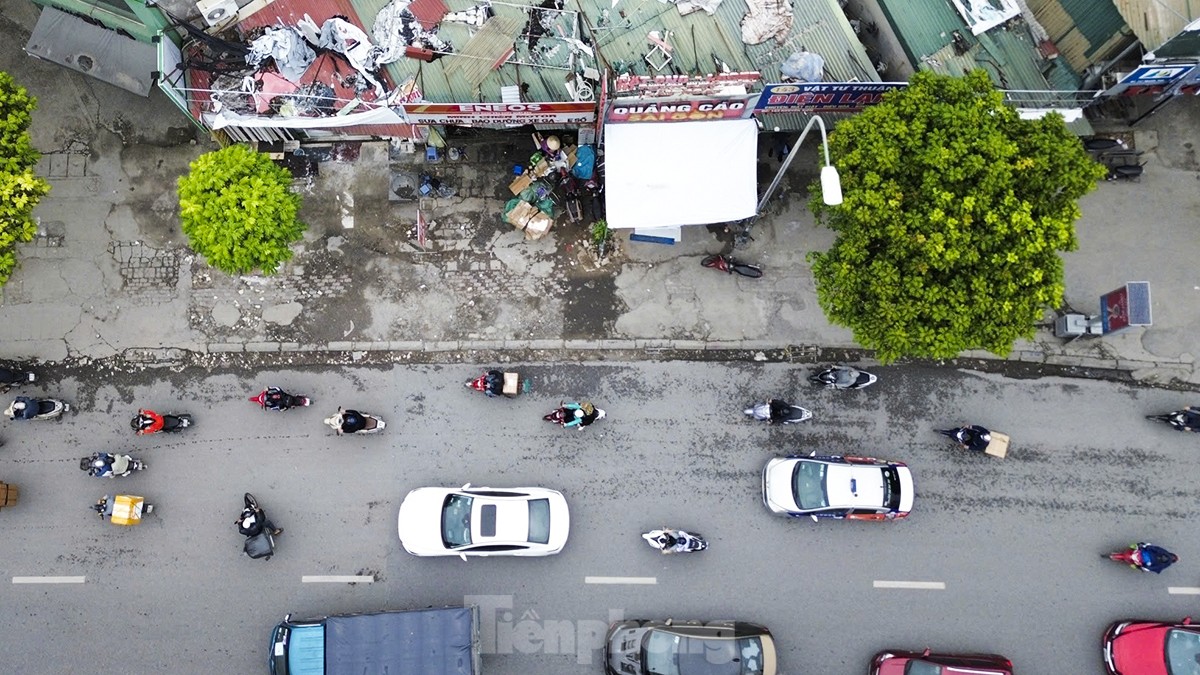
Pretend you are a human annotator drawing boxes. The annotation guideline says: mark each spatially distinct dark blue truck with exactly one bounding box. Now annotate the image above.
[269,605,482,675]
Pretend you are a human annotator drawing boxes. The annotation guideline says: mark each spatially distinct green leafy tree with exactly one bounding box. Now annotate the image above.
[178,144,305,275]
[0,72,51,285]
[808,69,1108,362]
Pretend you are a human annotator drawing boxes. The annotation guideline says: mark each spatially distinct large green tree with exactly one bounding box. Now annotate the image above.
[178,144,305,275]
[808,69,1108,362]
[0,71,51,286]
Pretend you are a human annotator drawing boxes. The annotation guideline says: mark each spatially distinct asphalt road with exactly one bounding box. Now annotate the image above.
[0,362,1196,674]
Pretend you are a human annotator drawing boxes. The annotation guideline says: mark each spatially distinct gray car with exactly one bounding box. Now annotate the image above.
[604,618,777,675]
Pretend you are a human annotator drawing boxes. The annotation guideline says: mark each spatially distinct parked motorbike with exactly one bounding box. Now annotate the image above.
[5,396,69,421]
[237,493,280,560]
[466,369,530,398]
[0,367,36,394]
[419,173,457,198]
[642,528,708,554]
[543,402,606,429]
[130,409,193,434]
[744,400,812,424]
[1146,408,1200,432]
[249,387,311,411]
[1107,543,1178,574]
[324,407,386,435]
[701,253,762,278]
[809,365,877,390]
[79,452,146,478]
[93,494,153,525]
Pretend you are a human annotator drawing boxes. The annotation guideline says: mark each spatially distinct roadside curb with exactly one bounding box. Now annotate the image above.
[5,339,1180,392]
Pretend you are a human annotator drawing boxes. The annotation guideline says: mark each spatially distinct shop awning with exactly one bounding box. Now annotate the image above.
[25,7,157,97]
[604,118,758,231]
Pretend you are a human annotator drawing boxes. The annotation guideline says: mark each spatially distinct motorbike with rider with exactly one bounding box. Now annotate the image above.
[131,409,193,435]
[1109,542,1179,574]
[5,395,69,421]
[642,528,708,554]
[324,407,386,435]
[79,452,146,478]
[745,399,812,425]
[544,401,606,429]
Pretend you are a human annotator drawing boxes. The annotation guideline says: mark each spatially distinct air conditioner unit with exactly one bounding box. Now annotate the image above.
[197,0,238,27]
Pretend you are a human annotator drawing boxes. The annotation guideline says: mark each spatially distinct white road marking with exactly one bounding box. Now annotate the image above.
[585,576,657,585]
[302,575,374,583]
[873,580,945,590]
[12,576,86,584]
[1168,587,1200,595]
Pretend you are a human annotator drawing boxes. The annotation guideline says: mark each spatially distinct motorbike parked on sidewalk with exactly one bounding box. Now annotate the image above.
[250,387,311,411]
[465,369,530,398]
[701,253,762,278]
[324,407,386,435]
[543,402,606,429]
[5,396,69,421]
[0,367,36,394]
[1107,543,1178,574]
[131,409,193,435]
[809,366,877,390]
[1146,408,1200,432]
[238,493,281,560]
[642,529,707,554]
[79,452,146,478]
[744,400,811,425]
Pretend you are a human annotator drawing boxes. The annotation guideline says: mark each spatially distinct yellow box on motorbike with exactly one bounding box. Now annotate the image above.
[111,495,144,526]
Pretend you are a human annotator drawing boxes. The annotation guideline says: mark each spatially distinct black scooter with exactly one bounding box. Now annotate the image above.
[0,366,36,394]
[237,493,281,560]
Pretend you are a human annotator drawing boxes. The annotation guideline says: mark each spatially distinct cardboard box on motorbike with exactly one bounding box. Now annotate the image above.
[0,481,17,508]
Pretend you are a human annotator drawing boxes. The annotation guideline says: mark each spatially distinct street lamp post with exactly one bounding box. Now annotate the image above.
[756,115,842,214]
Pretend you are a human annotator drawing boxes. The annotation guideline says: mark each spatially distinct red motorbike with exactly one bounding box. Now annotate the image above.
[249,387,310,411]
[1107,543,1178,573]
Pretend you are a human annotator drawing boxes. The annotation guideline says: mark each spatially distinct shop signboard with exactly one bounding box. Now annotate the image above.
[397,102,595,125]
[607,97,749,123]
[1100,64,1198,98]
[755,82,905,113]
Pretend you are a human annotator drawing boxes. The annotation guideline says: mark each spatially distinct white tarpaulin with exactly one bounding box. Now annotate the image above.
[605,119,758,230]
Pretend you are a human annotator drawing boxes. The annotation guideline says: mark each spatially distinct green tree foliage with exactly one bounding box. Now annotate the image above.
[0,72,50,285]
[178,144,305,275]
[808,70,1108,362]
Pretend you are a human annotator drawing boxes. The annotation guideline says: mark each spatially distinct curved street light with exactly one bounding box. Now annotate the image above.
[756,115,842,214]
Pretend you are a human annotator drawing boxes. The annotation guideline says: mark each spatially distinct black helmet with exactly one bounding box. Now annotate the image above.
[80,457,92,470]
[129,416,140,431]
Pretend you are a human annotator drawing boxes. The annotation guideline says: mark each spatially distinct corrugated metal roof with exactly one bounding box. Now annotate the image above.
[1025,0,1133,71]
[877,0,1082,91]
[364,0,879,104]
[1112,0,1199,52]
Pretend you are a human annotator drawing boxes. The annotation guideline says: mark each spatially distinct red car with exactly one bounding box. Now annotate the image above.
[871,648,1014,675]
[1104,618,1200,674]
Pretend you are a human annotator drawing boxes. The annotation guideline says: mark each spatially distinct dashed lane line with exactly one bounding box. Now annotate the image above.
[302,575,375,583]
[1168,587,1200,595]
[12,576,86,584]
[585,576,657,585]
[873,580,946,590]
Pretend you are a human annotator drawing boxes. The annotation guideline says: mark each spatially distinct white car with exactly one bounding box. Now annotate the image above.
[397,483,570,558]
[762,453,914,521]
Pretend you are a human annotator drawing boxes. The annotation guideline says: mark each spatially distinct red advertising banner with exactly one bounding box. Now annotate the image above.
[1100,284,1130,333]
[607,98,749,123]
[398,102,595,125]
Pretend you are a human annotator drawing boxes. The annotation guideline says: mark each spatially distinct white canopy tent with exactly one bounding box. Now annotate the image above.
[604,118,759,240]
